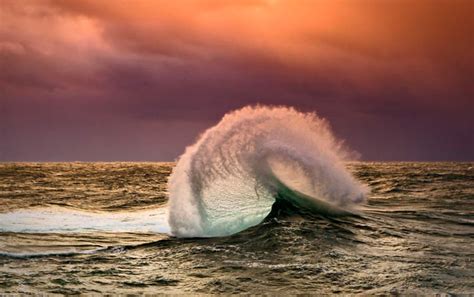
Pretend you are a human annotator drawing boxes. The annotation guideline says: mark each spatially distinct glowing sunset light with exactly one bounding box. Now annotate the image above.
[0,0,472,161]
[0,2,473,295]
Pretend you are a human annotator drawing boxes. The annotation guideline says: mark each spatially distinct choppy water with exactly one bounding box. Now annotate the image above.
[0,162,473,294]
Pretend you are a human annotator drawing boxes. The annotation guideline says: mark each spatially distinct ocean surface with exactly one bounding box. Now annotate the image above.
[0,162,473,294]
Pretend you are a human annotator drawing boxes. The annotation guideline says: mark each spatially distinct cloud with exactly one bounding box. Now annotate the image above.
[0,0,473,160]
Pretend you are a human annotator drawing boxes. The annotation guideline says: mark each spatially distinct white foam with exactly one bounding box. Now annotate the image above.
[0,207,170,234]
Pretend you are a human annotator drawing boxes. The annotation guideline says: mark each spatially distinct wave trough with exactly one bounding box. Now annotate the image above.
[168,106,367,237]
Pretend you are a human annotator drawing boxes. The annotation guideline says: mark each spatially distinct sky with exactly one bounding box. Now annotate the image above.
[1,0,473,161]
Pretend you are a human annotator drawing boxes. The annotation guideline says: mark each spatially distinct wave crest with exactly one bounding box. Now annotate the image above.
[168,106,367,237]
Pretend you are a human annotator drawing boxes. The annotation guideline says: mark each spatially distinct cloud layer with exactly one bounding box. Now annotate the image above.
[1,0,473,161]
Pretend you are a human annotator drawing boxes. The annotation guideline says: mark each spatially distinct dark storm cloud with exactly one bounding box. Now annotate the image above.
[0,0,473,161]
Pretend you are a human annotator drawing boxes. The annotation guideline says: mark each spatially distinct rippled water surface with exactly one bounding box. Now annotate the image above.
[0,162,473,294]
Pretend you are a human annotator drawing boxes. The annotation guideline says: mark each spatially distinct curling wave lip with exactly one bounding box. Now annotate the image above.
[167,105,367,238]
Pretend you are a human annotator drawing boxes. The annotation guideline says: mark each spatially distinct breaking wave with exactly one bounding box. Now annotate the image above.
[168,106,367,237]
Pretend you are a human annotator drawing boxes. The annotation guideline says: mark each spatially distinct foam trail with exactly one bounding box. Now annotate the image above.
[168,106,368,238]
[0,207,170,234]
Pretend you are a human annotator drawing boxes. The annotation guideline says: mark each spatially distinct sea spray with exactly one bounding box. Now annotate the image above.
[168,106,367,237]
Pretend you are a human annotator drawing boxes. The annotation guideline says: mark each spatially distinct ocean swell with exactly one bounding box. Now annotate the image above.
[168,106,367,237]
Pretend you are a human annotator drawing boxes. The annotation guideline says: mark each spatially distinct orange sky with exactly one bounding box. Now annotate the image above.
[0,0,473,161]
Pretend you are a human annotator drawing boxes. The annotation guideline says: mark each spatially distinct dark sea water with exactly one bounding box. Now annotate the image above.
[0,162,473,294]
